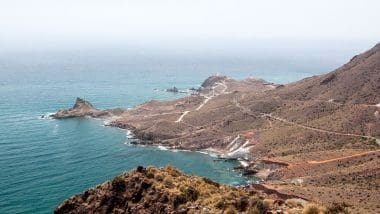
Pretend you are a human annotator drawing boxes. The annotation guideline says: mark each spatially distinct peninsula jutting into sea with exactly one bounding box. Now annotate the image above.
[53,43,380,213]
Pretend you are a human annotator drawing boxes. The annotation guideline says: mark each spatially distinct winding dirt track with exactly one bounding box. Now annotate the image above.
[175,111,190,123]
[261,113,378,141]
[175,81,229,122]
[307,149,380,164]
[233,97,379,143]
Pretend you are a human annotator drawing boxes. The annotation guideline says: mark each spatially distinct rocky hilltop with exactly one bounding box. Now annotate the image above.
[55,166,333,214]
[53,43,380,213]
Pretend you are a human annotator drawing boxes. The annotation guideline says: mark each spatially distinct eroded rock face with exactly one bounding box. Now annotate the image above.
[54,166,313,214]
[52,97,100,118]
[72,97,95,109]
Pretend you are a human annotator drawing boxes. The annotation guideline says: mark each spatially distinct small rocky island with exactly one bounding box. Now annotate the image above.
[166,86,179,93]
[53,44,380,213]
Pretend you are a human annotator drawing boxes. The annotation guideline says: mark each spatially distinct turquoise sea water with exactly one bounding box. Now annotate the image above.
[0,48,355,213]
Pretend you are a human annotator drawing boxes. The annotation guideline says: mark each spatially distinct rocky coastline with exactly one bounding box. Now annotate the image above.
[51,76,277,180]
[52,43,380,213]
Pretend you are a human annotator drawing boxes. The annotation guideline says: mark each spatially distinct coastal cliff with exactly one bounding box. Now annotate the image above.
[53,43,380,213]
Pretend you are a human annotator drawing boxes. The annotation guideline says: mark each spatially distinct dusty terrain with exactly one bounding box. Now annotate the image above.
[53,43,380,213]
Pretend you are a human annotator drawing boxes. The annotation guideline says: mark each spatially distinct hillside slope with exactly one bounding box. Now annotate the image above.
[278,43,380,104]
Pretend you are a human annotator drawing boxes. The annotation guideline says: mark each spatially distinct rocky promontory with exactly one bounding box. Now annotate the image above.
[52,97,126,119]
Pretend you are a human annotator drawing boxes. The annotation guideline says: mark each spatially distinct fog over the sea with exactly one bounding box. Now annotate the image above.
[0,0,379,52]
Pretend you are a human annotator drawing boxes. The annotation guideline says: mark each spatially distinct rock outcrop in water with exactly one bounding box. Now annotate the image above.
[52,97,99,118]
[55,166,325,214]
[52,97,126,119]
[166,86,179,93]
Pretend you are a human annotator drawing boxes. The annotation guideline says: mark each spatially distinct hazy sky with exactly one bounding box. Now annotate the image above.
[1,0,379,50]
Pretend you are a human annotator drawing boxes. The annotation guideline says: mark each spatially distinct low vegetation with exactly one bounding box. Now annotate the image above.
[55,166,326,213]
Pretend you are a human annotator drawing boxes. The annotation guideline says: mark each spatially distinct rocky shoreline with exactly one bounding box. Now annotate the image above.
[52,43,380,214]
[51,76,276,179]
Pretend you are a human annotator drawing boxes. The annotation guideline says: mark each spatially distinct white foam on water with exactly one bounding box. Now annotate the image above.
[197,151,208,155]
[200,149,222,157]
[172,149,192,153]
[157,145,169,150]
[40,112,55,120]
[126,130,135,139]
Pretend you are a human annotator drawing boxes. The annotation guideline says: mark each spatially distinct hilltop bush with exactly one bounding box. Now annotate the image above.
[235,196,249,211]
[248,196,268,214]
[181,186,199,202]
[111,176,126,192]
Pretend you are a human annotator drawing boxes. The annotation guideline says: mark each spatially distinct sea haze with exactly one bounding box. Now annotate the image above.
[0,46,362,213]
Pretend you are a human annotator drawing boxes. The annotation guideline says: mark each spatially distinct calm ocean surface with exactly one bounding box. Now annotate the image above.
[0,48,355,213]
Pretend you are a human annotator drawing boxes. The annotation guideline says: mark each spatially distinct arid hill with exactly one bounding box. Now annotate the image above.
[53,43,380,213]
[55,166,332,214]
[278,43,380,104]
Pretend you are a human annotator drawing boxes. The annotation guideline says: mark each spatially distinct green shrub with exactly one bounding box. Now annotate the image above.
[146,172,155,179]
[164,177,174,188]
[235,196,249,211]
[111,176,126,192]
[248,197,267,214]
[215,199,227,209]
[181,186,199,202]
[155,174,164,181]
[173,194,186,208]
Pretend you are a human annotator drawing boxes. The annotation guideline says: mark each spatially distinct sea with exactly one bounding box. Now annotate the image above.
[0,45,366,213]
